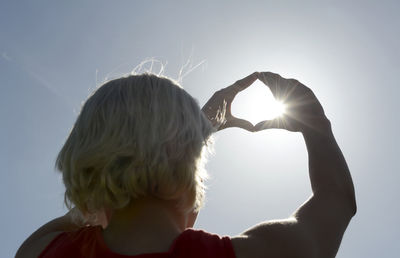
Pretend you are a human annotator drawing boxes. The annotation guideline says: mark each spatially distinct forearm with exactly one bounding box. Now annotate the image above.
[302,119,356,214]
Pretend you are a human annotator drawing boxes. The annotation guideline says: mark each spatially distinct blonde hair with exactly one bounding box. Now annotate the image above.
[56,73,214,214]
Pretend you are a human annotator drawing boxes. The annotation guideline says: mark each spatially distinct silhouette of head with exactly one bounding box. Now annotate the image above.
[56,73,214,216]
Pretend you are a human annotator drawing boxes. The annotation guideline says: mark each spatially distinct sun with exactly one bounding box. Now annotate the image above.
[232,80,286,125]
[266,99,286,119]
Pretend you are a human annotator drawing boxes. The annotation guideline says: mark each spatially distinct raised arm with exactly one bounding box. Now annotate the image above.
[223,72,357,258]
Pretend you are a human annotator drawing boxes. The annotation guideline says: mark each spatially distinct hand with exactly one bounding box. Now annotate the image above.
[202,72,258,132]
[254,72,330,134]
[66,207,111,229]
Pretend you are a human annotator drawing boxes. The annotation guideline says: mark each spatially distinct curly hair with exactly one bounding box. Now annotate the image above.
[55,73,214,215]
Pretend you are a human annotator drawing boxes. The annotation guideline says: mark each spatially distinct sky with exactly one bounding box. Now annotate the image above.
[1,0,399,257]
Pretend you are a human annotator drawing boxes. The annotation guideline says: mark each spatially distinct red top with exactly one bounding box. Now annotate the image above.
[39,226,236,258]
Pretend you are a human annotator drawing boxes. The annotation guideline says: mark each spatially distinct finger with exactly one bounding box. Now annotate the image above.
[221,72,259,107]
[257,72,282,98]
[227,72,259,93]
[257,71,281,84]
[220,117,255,132]
[254,119,283,131]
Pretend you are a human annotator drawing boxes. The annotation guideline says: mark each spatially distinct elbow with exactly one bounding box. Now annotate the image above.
[345,185,357,217]
[340,190,357,218]
[350,195,357,217]
[339,189,357,218]
[336,184,357,217]
[317,188,357,218]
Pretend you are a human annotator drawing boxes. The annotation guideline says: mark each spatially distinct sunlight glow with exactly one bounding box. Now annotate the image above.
[232,80,286,125]
[267,100,286,119]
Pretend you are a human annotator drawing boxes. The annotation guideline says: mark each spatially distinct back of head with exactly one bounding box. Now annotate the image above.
[56,73,214,215]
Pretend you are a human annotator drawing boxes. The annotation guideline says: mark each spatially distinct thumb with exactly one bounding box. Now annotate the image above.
[220,117,255,132]
[254,118,284,131]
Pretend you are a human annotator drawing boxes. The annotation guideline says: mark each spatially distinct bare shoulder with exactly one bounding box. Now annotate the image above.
[15,231,63,258]
[230,218,316,258]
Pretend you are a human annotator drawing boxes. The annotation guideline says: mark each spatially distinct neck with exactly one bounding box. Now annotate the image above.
[113,198,187,229]
[101,197,188,254]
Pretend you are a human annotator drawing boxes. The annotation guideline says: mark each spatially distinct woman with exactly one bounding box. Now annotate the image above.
[16,71,356,258]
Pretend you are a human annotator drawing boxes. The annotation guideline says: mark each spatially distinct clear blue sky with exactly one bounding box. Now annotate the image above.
[1,1,399,257]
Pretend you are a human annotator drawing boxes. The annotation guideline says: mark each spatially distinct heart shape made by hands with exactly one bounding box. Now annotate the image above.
[231,79,286,126]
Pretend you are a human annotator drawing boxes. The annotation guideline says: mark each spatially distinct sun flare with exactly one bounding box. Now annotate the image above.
[267,100,286,119]
[232,80,286,125]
